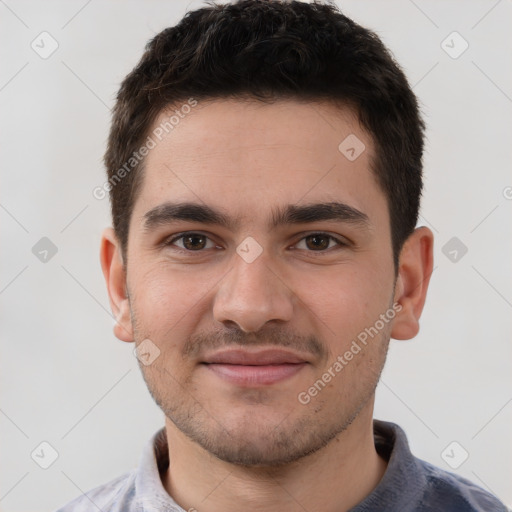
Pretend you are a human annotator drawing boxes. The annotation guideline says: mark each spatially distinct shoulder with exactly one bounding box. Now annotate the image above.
[55,470,136,512]
[418,459,508,511]
[369,420,507,512]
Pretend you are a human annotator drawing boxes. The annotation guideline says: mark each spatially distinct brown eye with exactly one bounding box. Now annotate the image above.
[182,234,207,250]
[168,233,215,251]
[294,233,345,252]
[304,234,332,250]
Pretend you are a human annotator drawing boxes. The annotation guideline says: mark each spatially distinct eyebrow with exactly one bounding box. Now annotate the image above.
[142,201,371,232]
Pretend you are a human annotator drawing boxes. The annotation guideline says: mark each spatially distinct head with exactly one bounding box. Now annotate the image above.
[101,0,433,466]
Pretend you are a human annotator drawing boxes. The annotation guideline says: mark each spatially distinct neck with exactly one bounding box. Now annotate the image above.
[162,405,387,512]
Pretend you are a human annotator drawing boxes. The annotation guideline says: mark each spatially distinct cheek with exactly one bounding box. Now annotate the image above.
[131,263,217,325]
[128,268,206,364]
[290,265,392,339]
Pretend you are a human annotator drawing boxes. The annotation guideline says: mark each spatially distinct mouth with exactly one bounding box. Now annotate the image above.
[201,349,309,386]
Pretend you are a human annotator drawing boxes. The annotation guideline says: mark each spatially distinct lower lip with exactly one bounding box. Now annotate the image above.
[203,363,307,386]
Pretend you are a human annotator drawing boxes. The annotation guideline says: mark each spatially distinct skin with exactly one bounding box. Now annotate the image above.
[101,99,433,512]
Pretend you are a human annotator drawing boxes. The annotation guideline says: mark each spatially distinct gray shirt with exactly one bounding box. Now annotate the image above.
[55,420,507,511]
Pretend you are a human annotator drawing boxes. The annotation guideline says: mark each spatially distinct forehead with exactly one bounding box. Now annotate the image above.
[132,98,386,228]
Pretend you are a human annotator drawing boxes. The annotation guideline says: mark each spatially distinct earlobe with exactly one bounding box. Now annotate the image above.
[391,227,434,341]
[100,227,134,343]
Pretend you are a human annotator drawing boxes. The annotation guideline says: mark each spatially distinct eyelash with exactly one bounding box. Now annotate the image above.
[164,232,348,254]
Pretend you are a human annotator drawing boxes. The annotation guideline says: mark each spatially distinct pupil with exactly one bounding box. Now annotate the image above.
[307,235,328,250]
[184,235,205,250]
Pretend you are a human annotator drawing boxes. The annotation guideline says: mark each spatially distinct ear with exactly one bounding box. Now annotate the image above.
[391,226,434,340]
[100,227,134,342]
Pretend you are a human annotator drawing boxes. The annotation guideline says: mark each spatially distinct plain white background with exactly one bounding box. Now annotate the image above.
[1,1,511,510]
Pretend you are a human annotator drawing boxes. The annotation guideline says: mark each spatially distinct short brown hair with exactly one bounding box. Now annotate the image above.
[104,0,425,270]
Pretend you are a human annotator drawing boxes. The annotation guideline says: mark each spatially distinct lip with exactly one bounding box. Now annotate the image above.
[202,348,308,365]
[201,349,309,386]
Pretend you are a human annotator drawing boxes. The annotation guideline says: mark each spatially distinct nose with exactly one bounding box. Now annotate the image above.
[213,248,294,333]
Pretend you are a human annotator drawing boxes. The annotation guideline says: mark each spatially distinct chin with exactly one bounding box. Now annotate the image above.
[177,409,345,468]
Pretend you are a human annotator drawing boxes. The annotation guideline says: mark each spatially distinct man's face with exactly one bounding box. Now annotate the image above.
[124,99,398,465]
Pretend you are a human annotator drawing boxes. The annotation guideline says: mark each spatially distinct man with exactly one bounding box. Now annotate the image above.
[57,0,507,510]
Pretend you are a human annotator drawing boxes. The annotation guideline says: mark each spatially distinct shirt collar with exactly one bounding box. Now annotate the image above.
[351,420,427,511]
[134,427,183,512]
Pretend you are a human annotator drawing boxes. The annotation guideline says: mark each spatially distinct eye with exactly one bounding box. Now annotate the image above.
[164,231,346,254]
[167,232,217,251]
[294,233,346,251]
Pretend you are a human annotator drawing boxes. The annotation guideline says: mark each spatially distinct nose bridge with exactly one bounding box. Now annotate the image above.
[213,249,293,332]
